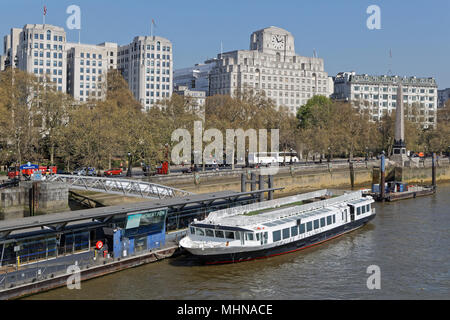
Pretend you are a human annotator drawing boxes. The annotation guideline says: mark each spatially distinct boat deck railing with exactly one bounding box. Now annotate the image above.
[205,190,363,227]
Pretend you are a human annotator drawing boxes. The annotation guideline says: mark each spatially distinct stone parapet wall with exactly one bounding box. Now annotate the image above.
[0,181,69,220]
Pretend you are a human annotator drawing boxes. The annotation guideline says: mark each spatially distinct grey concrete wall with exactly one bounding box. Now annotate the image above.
[0,182,69,220]
[153,163,450,196]
[0,186,29,220]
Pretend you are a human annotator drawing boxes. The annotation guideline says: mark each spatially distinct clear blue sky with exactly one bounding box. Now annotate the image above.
[2,0,449,88]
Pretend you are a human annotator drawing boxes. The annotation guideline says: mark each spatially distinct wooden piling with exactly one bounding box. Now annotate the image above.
[432,152,437,188]
[349,162,355,189]
[380,154,386,202]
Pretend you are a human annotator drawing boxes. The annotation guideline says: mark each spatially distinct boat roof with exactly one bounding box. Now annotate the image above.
[199,189,369,228]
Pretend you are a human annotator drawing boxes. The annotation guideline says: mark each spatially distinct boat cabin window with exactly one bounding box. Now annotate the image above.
[357,206,361,215]
[205,229,214,237]
[256,233,261,241]
[225,231,235,240]
[291,226,298,237]
[362,205,366,214]
[196,228,205,236]
[245,233,254,241]
[306,221,313,232]
[190,227,195,235]
[320,217,326,228]
[272,230,281,242]
[215,230,224,238]
[326,216,332,225]
[299,224,305,234]
[282,228,290,239]
[235,232,240,240]
[333,215,336,223]
[314,219,320,230]
[367,204,371,212]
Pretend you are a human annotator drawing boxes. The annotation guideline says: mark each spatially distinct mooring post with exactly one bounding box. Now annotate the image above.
[349,161,355,189]
[250,172,256,192]
[268,175,274,200]
[258,174,264,202]
[380,154,386,201]
[432,152,436,188]
[241,173,246,193]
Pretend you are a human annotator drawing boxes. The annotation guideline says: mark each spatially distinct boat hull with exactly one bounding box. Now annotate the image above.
[186,214,376,265]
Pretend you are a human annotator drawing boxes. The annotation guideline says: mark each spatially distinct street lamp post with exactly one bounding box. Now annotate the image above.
[126,152,132,177]
[245,149,249,168]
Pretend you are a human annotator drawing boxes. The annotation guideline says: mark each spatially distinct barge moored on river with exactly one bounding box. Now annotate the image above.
[180,189,376,264]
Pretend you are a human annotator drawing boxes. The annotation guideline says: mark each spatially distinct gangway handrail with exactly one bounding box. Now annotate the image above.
[46,174,194,199]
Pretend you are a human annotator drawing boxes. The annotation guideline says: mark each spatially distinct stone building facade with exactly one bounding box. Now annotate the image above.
[118,36,173,111]
[16,24,68,92]
[208,26,333,115]
[333,71,438,129]
[66,42,117,102]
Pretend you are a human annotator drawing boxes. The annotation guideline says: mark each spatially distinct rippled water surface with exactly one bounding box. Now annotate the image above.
[28,183,450,300]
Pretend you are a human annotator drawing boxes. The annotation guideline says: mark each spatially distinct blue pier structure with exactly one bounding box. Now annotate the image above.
[113,209,168,258]
[0,189,278,289]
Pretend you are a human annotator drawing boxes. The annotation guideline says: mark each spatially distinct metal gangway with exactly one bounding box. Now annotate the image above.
[46,174,194,199]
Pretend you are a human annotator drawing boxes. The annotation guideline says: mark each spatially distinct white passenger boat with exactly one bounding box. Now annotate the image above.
[179,189,376,264]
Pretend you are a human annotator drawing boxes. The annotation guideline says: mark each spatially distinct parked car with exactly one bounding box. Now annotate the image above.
[104,168,123,176]
[73,167,97,176]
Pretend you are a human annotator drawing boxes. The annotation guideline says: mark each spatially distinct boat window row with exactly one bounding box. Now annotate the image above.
[272,214,336,242]
[0,231,91,266]
[190,227,246,240]
[356,204,371,216]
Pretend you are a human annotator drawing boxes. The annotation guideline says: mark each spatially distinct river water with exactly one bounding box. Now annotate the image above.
[27,183,450,300]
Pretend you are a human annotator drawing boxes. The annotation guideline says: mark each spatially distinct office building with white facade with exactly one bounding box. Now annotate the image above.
[1,28,21,70]
[66,42,117,101]
[438,88,450,108]
[333,71,438,128]
[0,55,6,71]
[208,26,333,115]
[2,24,120,102]
[173,59,217,95]
[118,36,173,111]
[15,24,67,92]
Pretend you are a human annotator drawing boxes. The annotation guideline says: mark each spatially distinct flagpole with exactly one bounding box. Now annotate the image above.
[42,1,45,25]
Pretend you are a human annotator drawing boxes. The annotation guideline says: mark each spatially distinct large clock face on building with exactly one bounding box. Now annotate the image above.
[271,34,285,50]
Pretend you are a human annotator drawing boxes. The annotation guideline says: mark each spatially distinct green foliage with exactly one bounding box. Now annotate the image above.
[294,96,450,160]
[1,67,449,172]
[296,96,332,129]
